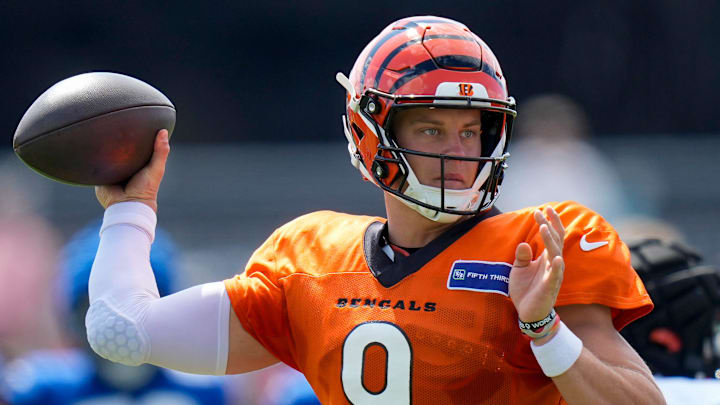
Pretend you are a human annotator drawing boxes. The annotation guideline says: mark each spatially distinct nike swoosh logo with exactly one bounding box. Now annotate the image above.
[580,234,609,251]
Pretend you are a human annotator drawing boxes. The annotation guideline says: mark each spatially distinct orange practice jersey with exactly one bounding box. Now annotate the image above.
[225,201,653,405]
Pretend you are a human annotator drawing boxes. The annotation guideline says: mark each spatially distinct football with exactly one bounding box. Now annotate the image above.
[12,72,175,185]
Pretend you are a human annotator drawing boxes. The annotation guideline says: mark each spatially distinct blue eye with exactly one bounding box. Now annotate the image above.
[461,130,476,138]
[422,128,439,136]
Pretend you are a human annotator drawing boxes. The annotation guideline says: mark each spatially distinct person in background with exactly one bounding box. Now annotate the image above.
[498,93,631,222]
[0,213,69,405]
[623,237,720,405]
[233,365,320,405]
[0,215,67,361]
[4,221,229,405]
[0,160,64,404]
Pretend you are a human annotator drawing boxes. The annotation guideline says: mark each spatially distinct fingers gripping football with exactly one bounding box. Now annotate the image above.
[509,206,566,323]
[95,130,170,213]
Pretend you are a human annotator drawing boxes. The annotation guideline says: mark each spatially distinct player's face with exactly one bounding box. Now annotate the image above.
[392,108,482,189]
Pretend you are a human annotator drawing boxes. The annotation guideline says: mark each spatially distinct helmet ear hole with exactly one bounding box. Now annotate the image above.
[351,123,365,141]
[372,160,389,179]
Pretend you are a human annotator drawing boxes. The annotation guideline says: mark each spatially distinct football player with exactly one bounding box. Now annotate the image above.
[88,16,666,404]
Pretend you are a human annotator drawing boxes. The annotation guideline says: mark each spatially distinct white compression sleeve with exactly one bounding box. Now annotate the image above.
[86,202,230,375]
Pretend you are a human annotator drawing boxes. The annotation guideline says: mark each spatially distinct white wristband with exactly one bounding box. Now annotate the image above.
[101,202,157,243]
[530,321,583,377]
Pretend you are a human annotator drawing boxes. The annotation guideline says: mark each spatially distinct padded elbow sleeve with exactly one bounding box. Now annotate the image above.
[86,295,152,366]
[86,282,230,374]
[87,202,230,375]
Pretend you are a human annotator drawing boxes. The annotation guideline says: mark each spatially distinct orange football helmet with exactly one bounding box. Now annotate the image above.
[337,16,516,223]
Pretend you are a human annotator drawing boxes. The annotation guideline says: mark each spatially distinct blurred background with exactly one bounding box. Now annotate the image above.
[1,1,719,404]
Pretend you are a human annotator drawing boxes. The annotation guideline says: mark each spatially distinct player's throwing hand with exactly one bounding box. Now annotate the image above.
[509,206,566,328]
[95,129,170,213]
